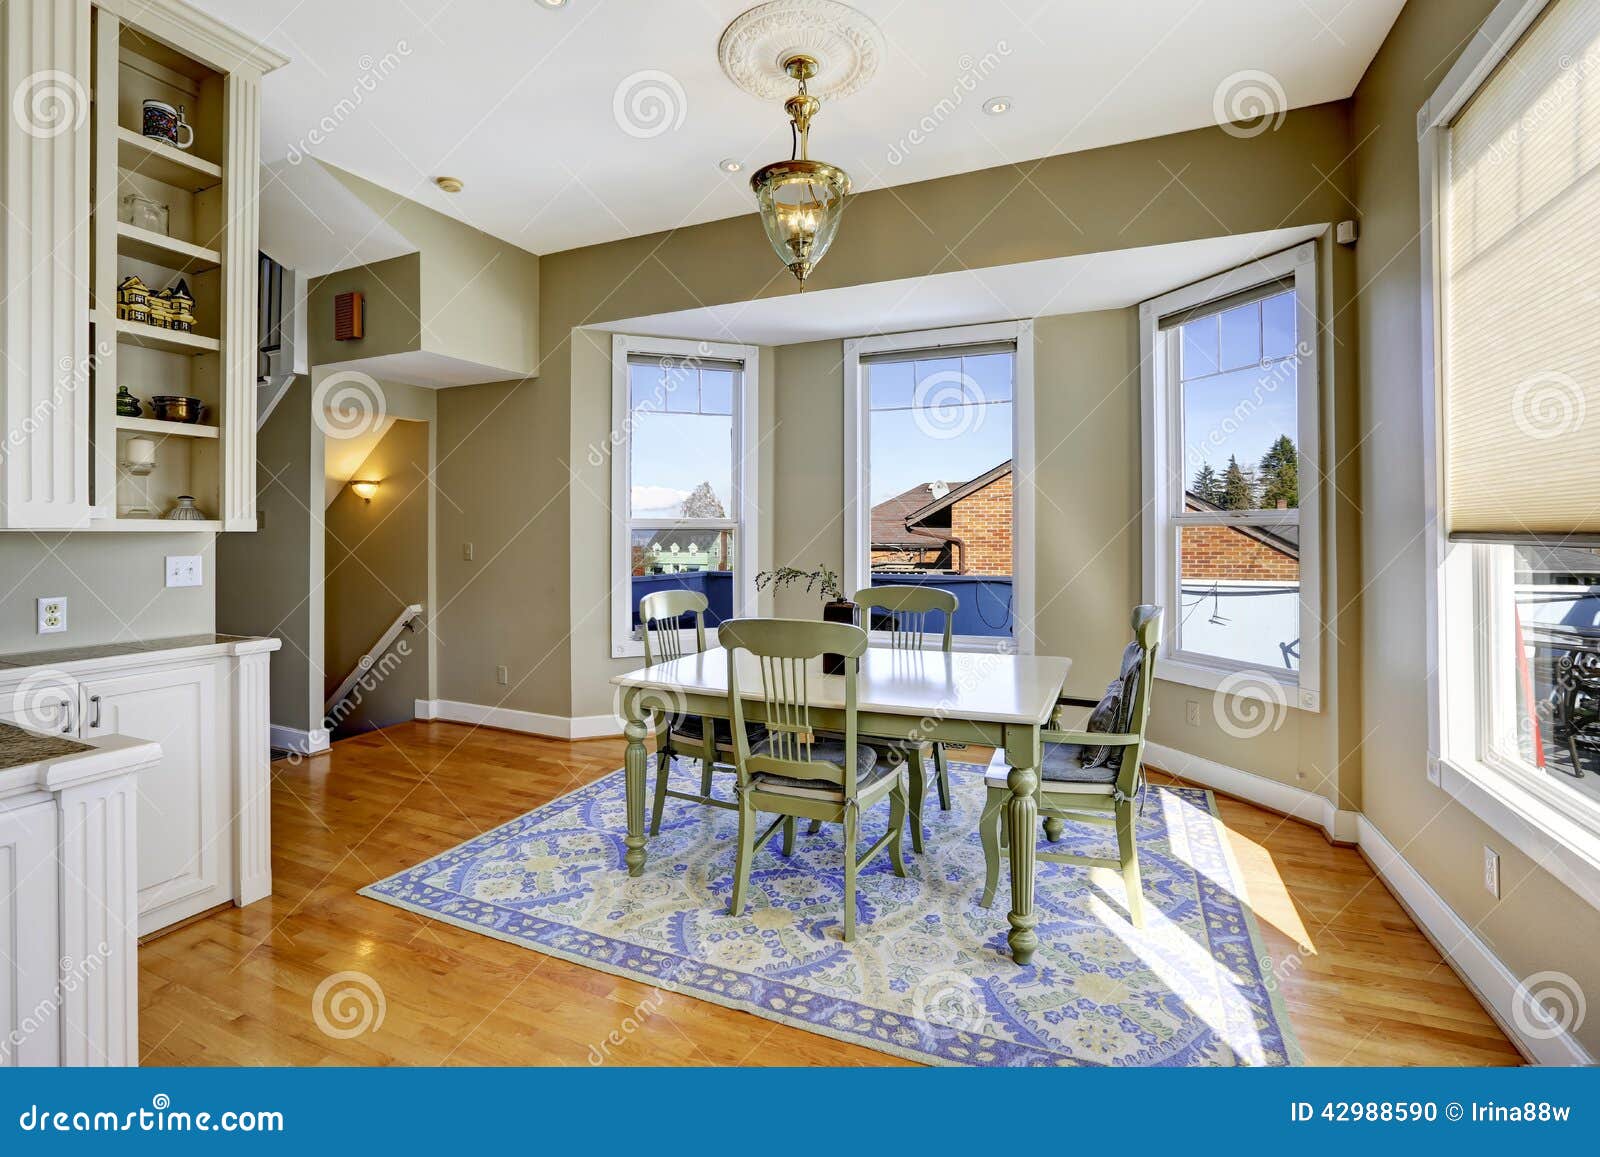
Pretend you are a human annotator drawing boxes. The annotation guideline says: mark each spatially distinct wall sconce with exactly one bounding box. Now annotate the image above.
[351,479,380,504]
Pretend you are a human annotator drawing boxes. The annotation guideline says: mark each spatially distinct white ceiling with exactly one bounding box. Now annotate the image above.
[195,0,1402,262]
[314,350,528,389]
[595,226,1324,346]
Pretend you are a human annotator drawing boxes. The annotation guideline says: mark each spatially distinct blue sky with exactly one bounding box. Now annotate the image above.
[629,363,734,519]
[1178,291,1298,487]
[867,353,1013,502]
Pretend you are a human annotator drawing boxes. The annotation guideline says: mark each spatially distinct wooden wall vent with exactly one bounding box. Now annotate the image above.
[334,291,364,341]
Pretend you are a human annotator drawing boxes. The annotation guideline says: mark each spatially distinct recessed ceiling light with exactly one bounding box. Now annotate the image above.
[718,158,743,174]
[434,176,464,193]
[983,96,1013,116]
[537,0,567,8]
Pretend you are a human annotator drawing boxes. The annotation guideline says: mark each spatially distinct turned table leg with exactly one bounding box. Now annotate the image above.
[1002,722,1043,967]
[1005,761,1039,965]
[624,710,649,877]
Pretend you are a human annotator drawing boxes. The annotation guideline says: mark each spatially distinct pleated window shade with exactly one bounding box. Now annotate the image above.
[1445,0,1600,542]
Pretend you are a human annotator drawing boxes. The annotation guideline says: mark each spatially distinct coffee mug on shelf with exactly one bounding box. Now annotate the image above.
[141,99,194,149]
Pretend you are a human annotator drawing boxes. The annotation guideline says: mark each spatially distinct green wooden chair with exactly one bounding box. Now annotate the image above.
[854,584,957,853]
[638,589,749,835]
[978,605,1162,927]
[719,617,909,942]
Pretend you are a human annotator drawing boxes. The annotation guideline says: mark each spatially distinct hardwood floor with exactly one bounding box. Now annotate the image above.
[137,721,1522,1066]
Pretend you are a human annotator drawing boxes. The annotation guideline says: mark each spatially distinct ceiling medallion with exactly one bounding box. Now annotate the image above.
[718,0,884,101]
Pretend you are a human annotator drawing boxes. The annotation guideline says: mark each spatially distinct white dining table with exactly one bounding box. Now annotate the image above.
[610,646,1073,965]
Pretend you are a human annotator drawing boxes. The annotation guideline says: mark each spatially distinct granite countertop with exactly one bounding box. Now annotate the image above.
[0,633,277,671]
[0,721,90,771]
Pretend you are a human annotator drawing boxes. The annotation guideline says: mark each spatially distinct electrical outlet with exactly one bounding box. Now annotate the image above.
[36,596,67,634]
[1427,753,1442,787]
[495,665,509,686]
[1483,846,1501,899]
[164,555,203,588]
[1185,700,1200,726]
[463,542,475,562]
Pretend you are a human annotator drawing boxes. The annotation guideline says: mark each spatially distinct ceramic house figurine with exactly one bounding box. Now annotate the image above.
[148,287,174,330]
[116,274,151,324]
[166,278,196,332]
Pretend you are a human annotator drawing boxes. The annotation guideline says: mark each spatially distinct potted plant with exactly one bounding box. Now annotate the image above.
[755,564,856,674]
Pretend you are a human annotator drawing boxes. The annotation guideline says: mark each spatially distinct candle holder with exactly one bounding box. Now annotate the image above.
[120,436,157,477]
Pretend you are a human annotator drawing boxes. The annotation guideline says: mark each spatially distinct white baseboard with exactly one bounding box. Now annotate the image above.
[414,699,623,741]
[1357,815,1594,1066]
[269,724,329,754]
[1145,742,1359,843]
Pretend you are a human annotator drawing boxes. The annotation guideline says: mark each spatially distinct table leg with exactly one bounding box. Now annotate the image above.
[1004,761,1039,964]
[624,712,649,877]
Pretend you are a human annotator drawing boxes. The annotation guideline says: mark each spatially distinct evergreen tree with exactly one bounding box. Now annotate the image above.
[679,481,726,519]
[1258,435,1298,509]
[1191,463,1224,505]
[1221,454,1256,510]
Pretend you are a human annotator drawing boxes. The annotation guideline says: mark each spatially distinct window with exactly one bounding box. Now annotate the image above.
[1140,243,1322,709]
[1421,0,1600,879]
[843,322,1034,652]
[609,336,759,658]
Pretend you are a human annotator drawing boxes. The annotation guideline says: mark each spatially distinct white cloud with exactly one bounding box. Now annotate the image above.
[631,485,689,515]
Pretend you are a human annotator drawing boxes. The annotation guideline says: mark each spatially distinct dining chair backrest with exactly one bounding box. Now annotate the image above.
[854,584,957,652]
[1114,604,1163,797]
[639,589,708,666]
[718,618,871,797]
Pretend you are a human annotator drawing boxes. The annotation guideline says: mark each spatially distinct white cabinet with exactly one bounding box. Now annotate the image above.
[0,734,153,1066]
[0,635,277,938]
[0,800,60,1066]
[0,0,283,532]
[80,660,227,933]
[0,675,78,735]
[0,0,92,529]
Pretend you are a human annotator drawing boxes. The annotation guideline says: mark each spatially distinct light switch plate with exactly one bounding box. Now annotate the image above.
[37,596,67,634]
[165,555,203,588]
[1483,846,1501,898]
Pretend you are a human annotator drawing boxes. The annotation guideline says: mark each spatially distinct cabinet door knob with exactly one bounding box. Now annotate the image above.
[89,694,101,730]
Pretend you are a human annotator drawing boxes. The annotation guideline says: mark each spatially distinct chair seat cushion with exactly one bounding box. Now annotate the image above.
[751,737,892,800]
[669,715,762,750]
[983,744,1118,795]
[815,729,930,764]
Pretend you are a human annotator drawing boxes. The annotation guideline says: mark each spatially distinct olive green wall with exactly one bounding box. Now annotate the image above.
[308,253,422,364]
[0,532,215,654]
[434,374,561,712]
[325,417,431,736]
[217,374,323,731]
[1352,0,1600,1055]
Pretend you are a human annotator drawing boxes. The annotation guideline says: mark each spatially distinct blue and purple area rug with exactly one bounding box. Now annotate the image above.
[362,760,1301,1066]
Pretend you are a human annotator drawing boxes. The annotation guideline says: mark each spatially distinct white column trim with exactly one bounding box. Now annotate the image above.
[232,652,273,905]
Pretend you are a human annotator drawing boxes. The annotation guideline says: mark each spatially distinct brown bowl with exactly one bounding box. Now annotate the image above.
[151,395,204,423]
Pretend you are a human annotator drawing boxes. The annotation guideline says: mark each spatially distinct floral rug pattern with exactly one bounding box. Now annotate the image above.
[362,760,1300,1066]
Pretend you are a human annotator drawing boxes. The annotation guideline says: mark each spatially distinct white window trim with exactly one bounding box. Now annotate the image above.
[1418,0,1600,906]
[1138,242,1323,712]
[842,320,1034,654]
[610,334,760,660]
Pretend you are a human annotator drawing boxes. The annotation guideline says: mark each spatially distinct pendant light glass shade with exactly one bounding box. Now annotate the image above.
[749,54,850,289]
[751,159,850,287]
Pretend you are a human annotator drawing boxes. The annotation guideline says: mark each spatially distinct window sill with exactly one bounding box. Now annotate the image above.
[1437,754,1600,913]
[1156,655,1319,713]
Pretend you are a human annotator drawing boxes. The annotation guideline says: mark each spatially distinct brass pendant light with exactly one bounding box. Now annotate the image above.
[749,55,850,290]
